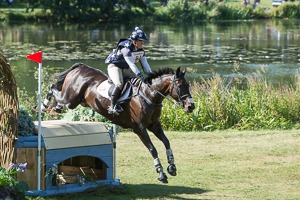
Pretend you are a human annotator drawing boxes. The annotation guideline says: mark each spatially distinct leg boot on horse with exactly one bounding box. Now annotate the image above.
[154,158,168,183]
[166,149,177,176]
[108,86,123,115]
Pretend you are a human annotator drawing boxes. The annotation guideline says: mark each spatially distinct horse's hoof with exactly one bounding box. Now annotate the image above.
[32,105,48,113]
[158,172,168,183]
[167,164,177,176]
[50,108,62,115]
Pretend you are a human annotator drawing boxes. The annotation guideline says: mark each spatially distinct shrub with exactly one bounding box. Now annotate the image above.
[271,2,300,19]
[0,164,29,200]
[18,106,36,136]
[160,74,300,131]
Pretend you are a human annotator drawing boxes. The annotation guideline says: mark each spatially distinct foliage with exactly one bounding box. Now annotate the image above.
[160,73,300,131]
[37,0,153,22]
[18,106,36,136]
[0,164,29,200]
[207,3,256,20]
[39,0,114,22]
[17,66,300,132]
[271,2,300,18]
[4,0,300,22]
[63,105,113,130]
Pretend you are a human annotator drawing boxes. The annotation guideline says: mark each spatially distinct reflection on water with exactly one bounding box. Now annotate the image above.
[1,20,300,95]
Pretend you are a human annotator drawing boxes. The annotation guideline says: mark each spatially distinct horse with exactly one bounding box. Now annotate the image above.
[42,63,195,183]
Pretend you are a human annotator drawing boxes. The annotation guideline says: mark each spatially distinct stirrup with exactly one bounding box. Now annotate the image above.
[108,105,122,115]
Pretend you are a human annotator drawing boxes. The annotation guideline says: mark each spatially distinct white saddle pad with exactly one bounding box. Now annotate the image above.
[96,80,132,103]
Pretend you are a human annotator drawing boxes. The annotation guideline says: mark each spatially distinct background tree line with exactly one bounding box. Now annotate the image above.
[3,0,300,23]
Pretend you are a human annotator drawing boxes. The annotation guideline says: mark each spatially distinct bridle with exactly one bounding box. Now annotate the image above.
[170,75,191,102]
[145,74,190,107]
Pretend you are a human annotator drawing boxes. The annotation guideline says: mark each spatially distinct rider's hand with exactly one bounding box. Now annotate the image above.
[137,72,145,81]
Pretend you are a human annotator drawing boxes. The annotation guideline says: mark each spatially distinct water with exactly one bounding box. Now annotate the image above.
[1,20,300,96]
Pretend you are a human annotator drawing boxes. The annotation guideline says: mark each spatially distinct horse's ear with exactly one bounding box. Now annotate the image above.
[176,67,185,77]
[176,67,181,77]
[182,68,186,76]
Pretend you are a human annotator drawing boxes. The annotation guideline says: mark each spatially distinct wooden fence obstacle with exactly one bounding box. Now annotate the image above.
[16,120,120,196]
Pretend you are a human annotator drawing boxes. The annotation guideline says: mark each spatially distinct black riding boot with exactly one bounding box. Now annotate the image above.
[108,86,122,115]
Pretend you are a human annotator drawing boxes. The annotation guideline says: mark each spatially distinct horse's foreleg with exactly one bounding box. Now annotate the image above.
[148,122,177,177]
[166,149,177,176]
[134,128,168,183]
[153,158,168,183]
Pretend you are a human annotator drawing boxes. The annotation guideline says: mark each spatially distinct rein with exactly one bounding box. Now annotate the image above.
[147,83,179,106]
[129,75,185,108]
[146,74,183,108]
[171,75,190,101]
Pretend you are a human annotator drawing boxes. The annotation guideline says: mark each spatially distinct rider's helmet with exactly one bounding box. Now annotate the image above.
[130,27,148,41]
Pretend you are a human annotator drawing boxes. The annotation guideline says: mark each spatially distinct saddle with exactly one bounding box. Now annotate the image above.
[97,78,140,104]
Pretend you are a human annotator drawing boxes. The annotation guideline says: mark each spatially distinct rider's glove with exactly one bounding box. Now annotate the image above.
[137,72,145,81]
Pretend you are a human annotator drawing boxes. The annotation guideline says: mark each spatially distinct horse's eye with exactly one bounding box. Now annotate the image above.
[176,80,182,85]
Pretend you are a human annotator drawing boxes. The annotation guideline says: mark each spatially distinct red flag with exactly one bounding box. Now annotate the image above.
[26,51,42,63]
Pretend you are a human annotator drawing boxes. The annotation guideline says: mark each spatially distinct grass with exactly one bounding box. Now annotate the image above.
[34,130,300,200]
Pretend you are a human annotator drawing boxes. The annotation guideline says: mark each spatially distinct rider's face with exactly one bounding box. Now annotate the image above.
[133,40,144,49]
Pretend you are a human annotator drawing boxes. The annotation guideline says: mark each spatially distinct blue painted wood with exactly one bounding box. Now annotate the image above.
[16,127,115,195]
[46,145,112,163]
[26,179,120,197]
[44,145,113,190]
[16,136,45,148]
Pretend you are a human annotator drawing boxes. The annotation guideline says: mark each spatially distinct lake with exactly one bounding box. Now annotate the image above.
[1,20,300,96]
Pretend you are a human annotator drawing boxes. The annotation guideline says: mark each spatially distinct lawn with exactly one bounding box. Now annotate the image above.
[37,129,300,200]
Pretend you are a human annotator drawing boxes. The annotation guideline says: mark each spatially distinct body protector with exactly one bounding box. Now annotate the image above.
[105,39,151,75]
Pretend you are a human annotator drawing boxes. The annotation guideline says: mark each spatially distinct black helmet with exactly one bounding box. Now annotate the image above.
[130,27,148,41]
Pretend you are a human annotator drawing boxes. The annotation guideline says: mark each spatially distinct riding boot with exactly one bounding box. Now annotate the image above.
[108,86,122,115]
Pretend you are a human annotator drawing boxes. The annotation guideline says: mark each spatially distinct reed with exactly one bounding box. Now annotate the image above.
[161,74,300,131]
[271,2,300,18]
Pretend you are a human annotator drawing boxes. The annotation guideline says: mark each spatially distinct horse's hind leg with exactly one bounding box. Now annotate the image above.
[39,84,55,111]
[134,128,168,183]
[148,122,177,177]
[41,84,64,113]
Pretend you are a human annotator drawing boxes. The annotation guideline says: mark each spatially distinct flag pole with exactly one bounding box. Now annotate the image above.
[37,61,42,191]
[113,124,117,181]
[26,51,42,191]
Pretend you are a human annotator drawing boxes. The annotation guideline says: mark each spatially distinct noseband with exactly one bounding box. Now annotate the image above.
[170,75,190,103]
[144,74,191,108]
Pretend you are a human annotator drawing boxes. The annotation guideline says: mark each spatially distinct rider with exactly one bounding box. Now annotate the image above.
[105,27,152,115]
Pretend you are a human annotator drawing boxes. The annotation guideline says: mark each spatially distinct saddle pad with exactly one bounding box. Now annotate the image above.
[96,80,132,103]
[97,80,111,99]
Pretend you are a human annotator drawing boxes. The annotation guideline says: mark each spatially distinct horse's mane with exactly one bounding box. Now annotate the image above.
[145,68,175,84]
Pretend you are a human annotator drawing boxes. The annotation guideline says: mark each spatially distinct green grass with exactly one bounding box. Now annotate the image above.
[32,130,300,200]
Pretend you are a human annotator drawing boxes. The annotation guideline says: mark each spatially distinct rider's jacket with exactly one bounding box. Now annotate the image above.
[105,39,146,69]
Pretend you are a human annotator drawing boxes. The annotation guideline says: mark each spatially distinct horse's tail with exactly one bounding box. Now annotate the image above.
[54,63,82,91]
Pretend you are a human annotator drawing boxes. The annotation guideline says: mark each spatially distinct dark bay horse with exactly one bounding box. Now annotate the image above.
[43,63,195,183]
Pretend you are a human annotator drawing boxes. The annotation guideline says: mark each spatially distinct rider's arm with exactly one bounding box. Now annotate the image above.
[122,48,141,75]
[140,56,152,73]
[124,56,140,75]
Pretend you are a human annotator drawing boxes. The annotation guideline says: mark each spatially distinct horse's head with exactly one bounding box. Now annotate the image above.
[170,67,195,113]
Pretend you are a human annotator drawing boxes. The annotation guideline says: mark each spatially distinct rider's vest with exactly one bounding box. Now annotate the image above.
[105,39,145,69]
